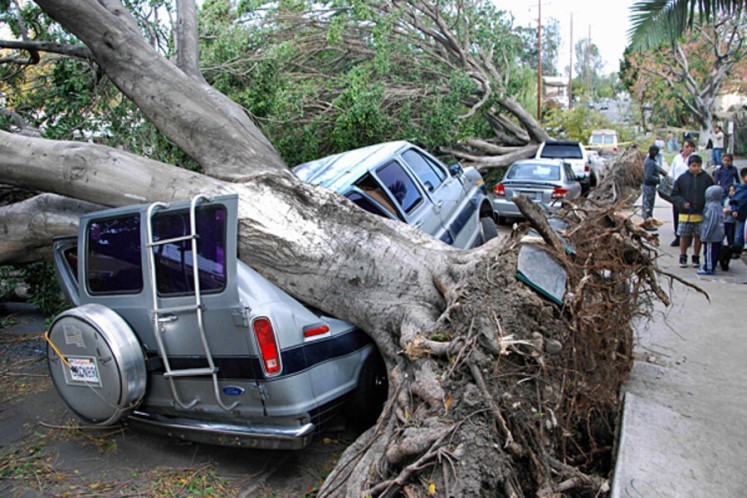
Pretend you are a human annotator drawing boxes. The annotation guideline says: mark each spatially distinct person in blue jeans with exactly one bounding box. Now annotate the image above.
[728,168,747,258]
[712,126,725,167]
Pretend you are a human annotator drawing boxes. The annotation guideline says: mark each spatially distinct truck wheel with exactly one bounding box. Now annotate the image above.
[480,217,499,243]
[344,351,388,431]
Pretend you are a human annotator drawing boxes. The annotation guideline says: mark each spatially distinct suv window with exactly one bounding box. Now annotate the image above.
[152,205,227,295]
[402,150,446,192]
[87,214,143,294]
[346,191,395,220]
[376,161,423,214]
[540,144,584,159]
[352,174,402,220]
[563,163,576,181]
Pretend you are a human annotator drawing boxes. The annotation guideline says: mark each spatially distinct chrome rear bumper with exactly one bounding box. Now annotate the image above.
[128,411,315,450]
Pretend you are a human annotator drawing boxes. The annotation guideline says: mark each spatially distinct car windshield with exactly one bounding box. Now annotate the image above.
[540,144,583,159]
[603,135,616,145]
[591,136,604,145]
[507,163,561,181]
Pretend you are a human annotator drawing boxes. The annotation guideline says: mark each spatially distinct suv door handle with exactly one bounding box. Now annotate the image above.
[413,221,424,229]
[436,200,445,208]
[158,314,178,324]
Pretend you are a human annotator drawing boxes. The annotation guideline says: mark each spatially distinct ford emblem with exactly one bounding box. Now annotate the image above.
[222,386,245,396]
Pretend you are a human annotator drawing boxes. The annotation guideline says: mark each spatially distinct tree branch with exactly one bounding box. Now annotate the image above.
[0,39,93,61]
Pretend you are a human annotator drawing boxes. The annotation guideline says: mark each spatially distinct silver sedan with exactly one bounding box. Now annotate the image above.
[492,159,582,223]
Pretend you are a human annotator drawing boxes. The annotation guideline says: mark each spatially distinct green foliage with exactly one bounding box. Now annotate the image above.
[198,0,528,165]
[627,0,744,50]
[543,106,619,143]
[0,0,199,171]
[19,262,68,317]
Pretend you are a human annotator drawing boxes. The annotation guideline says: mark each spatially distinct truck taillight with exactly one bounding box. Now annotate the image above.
[303,324,330,338]
[551,187,569,200]
[253,317,281,375]
[585,164,590,173]
[494,183,506,197]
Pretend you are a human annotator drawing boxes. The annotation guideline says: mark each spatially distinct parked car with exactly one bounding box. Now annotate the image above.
[535,140,595,192]
[47,194,387,450]
[588,129,620,156]
[293,141,497,248]
[492,159,583,224]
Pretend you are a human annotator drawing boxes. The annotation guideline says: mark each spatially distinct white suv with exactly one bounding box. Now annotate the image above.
[535,140,595,192]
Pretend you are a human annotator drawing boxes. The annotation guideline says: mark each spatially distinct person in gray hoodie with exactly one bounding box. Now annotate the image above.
[699,185,726,275]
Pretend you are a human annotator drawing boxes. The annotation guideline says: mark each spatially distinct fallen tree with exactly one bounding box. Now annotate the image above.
[1,1,668,496]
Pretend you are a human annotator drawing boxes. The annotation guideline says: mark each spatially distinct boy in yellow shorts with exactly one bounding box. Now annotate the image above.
[671,155,714,267]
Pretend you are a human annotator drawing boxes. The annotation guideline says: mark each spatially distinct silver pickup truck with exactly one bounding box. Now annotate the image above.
[294,141,497,247]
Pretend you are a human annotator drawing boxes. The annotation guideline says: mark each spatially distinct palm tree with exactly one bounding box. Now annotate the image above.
[629,0,745,49]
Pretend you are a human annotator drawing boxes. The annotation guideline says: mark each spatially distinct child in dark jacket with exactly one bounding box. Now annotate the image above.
[699,185,725,275]
[728,168,747,258]
[671,154,715,268]
[721,184,738,270]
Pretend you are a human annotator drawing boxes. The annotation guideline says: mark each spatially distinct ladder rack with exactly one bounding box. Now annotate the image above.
[145,195,237,411]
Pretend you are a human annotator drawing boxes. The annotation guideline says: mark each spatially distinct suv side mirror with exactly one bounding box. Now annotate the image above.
[449,163,464,177]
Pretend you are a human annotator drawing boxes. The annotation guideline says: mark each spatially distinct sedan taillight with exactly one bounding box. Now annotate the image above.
[551,187,569,200]
[494,183,506,197]
[253,317,281,375]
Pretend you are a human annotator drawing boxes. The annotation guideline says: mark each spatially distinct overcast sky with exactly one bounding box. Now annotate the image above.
[507,0,637,76]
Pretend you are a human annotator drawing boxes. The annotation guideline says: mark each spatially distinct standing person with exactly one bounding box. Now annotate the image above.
[728,168,747,259]
[671,154,714,268]
[642,145,660,226]
[668,139,696,246]
[654,136,666,167]
[712,125,725,167]
[667,131,675,153]
[698,185,725,275]
[713,153,740,193]
[721,184,737,270]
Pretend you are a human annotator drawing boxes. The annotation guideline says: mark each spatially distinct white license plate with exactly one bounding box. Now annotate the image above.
[69,357,100,383]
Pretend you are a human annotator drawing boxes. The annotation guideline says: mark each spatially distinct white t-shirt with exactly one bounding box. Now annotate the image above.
[712,130,725,148]
[669,153,690,180]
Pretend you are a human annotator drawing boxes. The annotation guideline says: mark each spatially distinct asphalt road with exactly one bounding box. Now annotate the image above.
[0,302,351,497]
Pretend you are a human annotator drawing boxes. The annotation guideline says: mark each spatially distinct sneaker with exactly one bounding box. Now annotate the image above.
[697,268,715,276]
[720,259,730,271]
[670,238,681,247]
[691,255,700,268]
[679,255,688,267]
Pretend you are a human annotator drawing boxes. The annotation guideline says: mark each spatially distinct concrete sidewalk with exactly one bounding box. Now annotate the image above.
[611,189,747,497]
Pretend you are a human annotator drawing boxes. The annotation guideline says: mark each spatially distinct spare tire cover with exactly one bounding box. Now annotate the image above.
[47,304,146,425]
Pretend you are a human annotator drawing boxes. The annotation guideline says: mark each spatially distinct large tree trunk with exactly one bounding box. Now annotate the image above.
[0,1,669,496]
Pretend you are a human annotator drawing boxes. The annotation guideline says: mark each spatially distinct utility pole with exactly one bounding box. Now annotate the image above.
[537,0,542,121]
[586,25,591,100]
[568,13,573,109]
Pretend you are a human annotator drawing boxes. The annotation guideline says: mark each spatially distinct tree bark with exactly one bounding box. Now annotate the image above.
[34,0,284,181]
[0,194,101,263]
